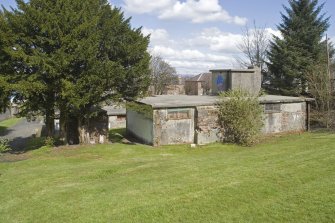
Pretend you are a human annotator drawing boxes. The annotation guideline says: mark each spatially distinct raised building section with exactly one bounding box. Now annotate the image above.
[210,67,262,95]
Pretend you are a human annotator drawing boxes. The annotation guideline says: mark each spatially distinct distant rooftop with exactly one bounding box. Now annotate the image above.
[137,95,313,108]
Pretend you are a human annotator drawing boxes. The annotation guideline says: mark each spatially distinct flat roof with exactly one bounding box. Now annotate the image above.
[103,105,126,115]
[137,95,313,108]
[210,68,256,73]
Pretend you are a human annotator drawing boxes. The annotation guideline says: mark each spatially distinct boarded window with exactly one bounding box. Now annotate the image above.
[167,109,191,120]
[264,104,281,113]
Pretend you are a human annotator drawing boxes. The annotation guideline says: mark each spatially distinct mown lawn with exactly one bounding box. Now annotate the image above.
[0,117,22,134]
[0,132,334,223]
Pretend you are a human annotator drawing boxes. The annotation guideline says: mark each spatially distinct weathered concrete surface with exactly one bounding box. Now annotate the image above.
[210,67,261,95]
[103,105,126,129]
[138,95,311,108]
[153,108,195,146]
[130,95,312,146]
[195,106,221,145]
[108,116,126,129]
[126,110,153,145]
[185,81,204,95]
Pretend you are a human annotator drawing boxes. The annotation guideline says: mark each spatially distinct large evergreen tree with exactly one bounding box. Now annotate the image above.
[0,12,12,113]
[0,0,150,143]
[268,0,329,95]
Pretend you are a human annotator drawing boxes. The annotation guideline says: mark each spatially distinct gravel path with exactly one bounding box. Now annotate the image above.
[0,118,44,151]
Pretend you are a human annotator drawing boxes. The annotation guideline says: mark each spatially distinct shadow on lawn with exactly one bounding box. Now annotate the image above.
[8,136,46,154]
[0,126,14,136]
[109,128,137,145]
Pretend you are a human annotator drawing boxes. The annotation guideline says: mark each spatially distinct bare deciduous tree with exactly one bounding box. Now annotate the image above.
[236,21,270,85]
[150,56,178,95]
[307,39,335,128]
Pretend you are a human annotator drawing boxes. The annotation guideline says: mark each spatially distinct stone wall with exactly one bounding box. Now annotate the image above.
[87,112,109,144]
[164,85,185,95]
[108,115,126,129]
[195,106,221,145]
[185,81,204,95]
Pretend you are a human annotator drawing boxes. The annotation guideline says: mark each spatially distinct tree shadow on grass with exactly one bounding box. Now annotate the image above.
[8,136,45,154]
[0,126,14,137]
[109,128,137,145]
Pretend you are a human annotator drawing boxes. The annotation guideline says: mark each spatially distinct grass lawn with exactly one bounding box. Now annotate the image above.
[0,132,334,222]
[0,117,22,134]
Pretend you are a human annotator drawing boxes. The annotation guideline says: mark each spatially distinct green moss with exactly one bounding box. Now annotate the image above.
[126,101,153,119]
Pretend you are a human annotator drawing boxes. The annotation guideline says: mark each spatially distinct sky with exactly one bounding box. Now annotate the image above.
[1,0,335,75]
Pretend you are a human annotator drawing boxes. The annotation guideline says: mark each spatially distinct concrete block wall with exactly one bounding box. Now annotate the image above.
[230,71,261,95]
[263,102,306,134]
[211,67,262,95]
[126,110,153,145]
[153,108,195,146]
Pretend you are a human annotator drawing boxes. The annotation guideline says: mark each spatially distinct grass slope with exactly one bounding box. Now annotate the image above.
[0,133,334,222]
[0,117,22,134]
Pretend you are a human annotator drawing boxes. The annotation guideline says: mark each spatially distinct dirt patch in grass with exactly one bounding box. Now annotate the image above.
[0,153,29,163]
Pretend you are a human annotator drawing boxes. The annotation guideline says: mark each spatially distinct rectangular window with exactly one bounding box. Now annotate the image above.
[167,109,191,120]
[264,104,281,113]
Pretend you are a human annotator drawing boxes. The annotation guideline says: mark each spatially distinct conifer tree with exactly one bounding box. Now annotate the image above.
[0,12,13,113]
[268,0,329,95]
[0,0,150,142]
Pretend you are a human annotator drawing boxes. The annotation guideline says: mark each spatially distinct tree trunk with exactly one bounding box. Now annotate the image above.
[45,107,55,137]
[66,114,79,145]
[59,104,68,144]
[78,117,90,144]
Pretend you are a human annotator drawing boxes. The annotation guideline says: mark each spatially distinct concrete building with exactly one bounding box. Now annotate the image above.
[126,95,313,146]
[102,105,126,129]
[185,73,212,95]
[210,67,261,95]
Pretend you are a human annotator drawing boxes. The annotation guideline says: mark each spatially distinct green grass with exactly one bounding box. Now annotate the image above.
[0,117,22,134]
[0,133,334,222]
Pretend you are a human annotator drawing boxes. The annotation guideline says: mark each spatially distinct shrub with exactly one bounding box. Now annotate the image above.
[218,89,264,146]
[0,138,11,153]
[44,137,55,147]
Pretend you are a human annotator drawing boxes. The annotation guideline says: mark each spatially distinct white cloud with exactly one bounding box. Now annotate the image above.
[124,0,247,25]
[149,45,236,74]
[124,0,174,13]
[142,27,169,43]
[143,26,281,74]
[330,36,335,44]
[265,28,282,39]
[188,27,243,53]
